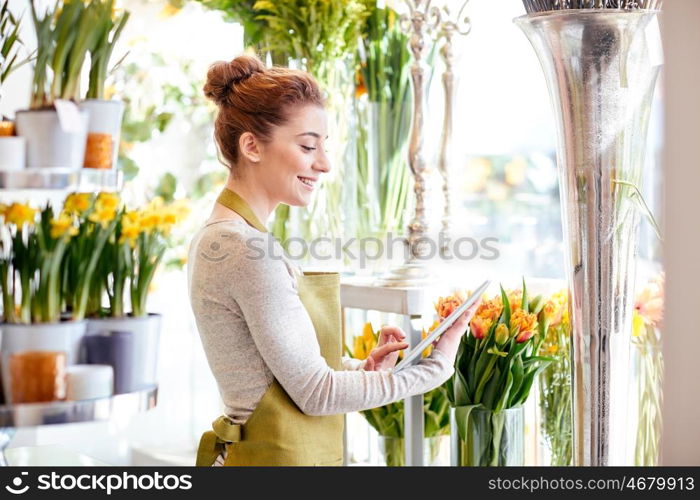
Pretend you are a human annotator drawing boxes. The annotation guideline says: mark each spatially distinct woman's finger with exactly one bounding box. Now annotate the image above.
[379,325,406,344]
[363,356,375,371]
[372,341,409,359]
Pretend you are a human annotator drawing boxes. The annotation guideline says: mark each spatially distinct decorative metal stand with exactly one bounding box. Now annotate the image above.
[377,0,440,287]
[377,0,470,287]
[436,2,471,257]
[516,1,663,465]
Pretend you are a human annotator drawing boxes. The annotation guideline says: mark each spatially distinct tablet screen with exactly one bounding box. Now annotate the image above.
[392,280,490,373]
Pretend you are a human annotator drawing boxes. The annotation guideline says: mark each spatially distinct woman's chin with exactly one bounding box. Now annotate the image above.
[285,194,312,208]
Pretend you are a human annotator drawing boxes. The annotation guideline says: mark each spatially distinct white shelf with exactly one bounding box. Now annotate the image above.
[0,385,158,466]
[340,276,427,316]
[0,167,122,192]
[0,385,158,428]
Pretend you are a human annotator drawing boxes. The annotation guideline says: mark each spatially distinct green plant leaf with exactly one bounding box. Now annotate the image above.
[454,404,481,442]
[500,284,511,325]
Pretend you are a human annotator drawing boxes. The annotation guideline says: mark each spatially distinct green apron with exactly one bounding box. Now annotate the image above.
[195,188,344,466]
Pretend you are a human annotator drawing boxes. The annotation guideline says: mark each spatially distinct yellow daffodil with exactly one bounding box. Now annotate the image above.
[632,310,646,338]
[157,208,179,235]
[63,192,92,215]
[421,320,441,358]
[138,210,162,234]
[353,322,377,360]
[50,214,78,239]
[0,203,7,220]
[145,196,165,212]
[544,343,558,355]
[123,210,141,225]
[88,206,117,229]
[4,203,37,227]
[169,199,192,222]
[95,192,120,212]
[119,211,142,246]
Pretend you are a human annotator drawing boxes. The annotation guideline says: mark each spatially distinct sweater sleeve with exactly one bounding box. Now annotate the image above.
[341,356,366,371]
[222,231,455,416]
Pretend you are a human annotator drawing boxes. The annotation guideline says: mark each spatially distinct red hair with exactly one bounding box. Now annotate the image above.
[203,54,325,170]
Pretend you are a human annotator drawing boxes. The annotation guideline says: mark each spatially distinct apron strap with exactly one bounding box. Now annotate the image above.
[195,415,243,466]
[216,188,268,233]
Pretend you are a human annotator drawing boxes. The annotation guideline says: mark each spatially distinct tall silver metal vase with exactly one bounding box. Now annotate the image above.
[515,9,662,466]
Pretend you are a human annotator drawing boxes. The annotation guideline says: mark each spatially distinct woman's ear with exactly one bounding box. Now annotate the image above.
[239,132,262,163]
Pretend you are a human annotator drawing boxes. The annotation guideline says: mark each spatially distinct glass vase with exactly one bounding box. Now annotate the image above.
[455,406,524,466]
[630,330,663,466]
[539,326,573,466]
[378,435,448,467]
[515,9,662,465]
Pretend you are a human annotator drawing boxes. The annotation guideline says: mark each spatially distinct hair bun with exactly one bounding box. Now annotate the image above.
[204,55,265,106]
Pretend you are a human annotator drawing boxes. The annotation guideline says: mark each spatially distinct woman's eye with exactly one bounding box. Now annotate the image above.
[301,145,316,152]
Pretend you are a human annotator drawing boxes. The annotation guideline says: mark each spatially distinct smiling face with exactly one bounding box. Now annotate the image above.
[249,104,330,208]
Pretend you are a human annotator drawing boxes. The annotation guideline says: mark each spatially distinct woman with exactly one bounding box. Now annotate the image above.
[187,54,480,466]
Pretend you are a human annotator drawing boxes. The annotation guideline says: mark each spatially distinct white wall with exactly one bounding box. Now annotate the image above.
[661,0,700,466]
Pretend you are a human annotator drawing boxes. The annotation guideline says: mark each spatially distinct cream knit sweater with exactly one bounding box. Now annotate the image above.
[187,219,454,426]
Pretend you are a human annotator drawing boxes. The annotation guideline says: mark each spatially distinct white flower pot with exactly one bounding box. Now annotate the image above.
[0,136,26,170]
[15,109,89,168]
[85,314,161,391]
[79,99,124,169]
[0,320,87,403]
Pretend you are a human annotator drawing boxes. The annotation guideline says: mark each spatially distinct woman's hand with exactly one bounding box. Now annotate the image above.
[362,325,408,371]
[433,299,482,359]
[361,298,482,371]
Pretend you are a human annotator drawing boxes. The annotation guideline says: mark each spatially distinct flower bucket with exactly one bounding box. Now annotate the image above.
[0,320,87,403]
[79,99,124,169]
[85,313,161,391]
[15,109,89,169]
[453,405,524,466]
[0,136,26,171]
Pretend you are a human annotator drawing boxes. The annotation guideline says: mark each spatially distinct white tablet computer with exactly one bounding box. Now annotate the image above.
[392,280,490,373]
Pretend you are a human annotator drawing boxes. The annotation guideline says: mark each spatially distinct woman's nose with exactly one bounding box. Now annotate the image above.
[314,150,331,173]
